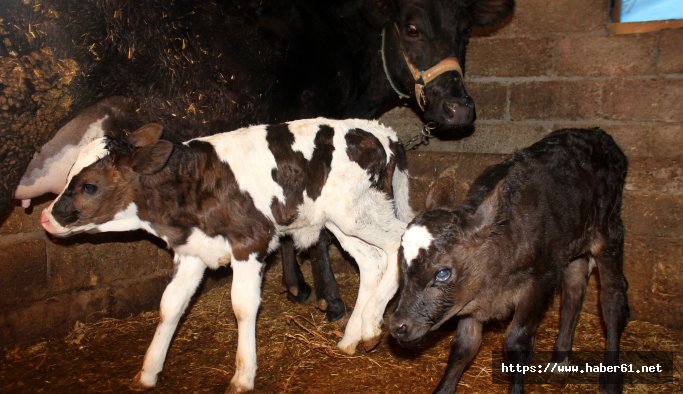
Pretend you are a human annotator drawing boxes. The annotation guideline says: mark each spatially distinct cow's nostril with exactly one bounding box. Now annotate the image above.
[440,98,475,124]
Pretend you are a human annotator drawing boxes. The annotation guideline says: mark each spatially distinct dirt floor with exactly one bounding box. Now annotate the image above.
[1,262,681,394]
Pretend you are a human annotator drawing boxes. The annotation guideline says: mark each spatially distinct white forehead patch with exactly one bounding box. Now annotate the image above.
[66,137,109,185]
[402,225,434,267]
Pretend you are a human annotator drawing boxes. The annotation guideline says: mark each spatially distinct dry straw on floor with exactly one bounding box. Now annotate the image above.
[1,267,680,393]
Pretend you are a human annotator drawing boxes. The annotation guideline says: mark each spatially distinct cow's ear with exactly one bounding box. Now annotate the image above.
[464,179,504,238]
[128,123,164,148]
[360,0,396,29]
[468,0,515,26]
[130,140,174,175]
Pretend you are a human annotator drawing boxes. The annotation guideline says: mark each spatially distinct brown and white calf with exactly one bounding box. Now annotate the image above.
[40,117,413,392]
[389,128,629,394]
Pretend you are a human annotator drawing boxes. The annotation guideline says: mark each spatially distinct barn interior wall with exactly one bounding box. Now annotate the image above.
[0,0,681,346]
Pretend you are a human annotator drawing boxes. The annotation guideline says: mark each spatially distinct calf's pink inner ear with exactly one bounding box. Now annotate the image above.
[128,123,164,147]
[130,140,174,175]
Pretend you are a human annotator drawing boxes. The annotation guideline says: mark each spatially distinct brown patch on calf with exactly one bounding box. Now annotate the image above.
[135,140,275,262]
[266,124,307,225]
[305,125,335,199]
[345,128,387,190]
[266,123,335,226]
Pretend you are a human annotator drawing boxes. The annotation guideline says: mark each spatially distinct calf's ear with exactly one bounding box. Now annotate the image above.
[128,123,164,148]
[464,179,504,238]
[426,176,460,210]
[467,0,515,26]
[130,140,174,175]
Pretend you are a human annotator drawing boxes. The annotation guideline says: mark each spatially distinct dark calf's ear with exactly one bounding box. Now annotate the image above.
[131,140,174,175]
[426,176,460,210]
[128,123,164,148]
[465,180,504,238]
[467,0,515,26]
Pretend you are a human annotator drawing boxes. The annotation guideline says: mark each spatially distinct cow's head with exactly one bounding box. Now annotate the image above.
[389,186,501,344]
[379,0,514,128]
[40,124,174,237]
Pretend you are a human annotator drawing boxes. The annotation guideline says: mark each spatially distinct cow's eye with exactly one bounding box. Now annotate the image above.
[435,269,451,282]
[82,183,98,195]
[405,24,419,38]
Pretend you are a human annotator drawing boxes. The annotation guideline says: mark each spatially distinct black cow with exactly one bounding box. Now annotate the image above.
[3,0,515,320]
[389,128,630,393]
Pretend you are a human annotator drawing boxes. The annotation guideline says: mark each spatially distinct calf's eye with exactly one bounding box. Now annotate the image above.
[82,183,98,195]
[435,268,451,282]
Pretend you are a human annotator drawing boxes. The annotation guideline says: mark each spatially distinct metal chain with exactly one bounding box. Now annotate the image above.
[403,122,437,150]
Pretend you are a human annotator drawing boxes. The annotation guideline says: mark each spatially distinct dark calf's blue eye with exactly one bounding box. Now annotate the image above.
[435,269,451,282]
[82,183,98,195]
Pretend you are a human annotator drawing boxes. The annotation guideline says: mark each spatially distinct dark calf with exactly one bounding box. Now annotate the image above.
[389,128,629,393]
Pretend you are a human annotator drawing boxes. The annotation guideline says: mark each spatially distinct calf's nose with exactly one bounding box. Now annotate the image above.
[40,209,55,233]
[389,319,412,339]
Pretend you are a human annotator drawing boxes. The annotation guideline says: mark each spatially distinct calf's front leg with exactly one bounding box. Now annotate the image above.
[434,317,482,394]
[504,277,556,394]
[131,254,206,389]
[227,254,264,393]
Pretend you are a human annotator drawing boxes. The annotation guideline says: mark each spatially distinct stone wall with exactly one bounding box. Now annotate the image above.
[1,0,681,346]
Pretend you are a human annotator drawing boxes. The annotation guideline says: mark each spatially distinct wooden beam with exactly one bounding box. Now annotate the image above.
[608,20,683,34]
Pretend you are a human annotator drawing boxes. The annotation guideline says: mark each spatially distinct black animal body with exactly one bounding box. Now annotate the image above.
[390,128,630,394]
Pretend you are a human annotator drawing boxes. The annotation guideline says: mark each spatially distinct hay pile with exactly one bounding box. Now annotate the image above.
[1,265,680,393]
[0,6,78,211]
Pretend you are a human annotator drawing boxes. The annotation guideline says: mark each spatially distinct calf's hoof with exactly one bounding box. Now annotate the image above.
[320,298,346,322]
[227,376,253,394]
[337,338,358,355]
[129,371,155,391]
[286,283,312,304]
[361,335,381,352]
[225,384,251,394]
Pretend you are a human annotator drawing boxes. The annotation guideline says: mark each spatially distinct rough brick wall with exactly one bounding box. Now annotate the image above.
[383,0,682,329]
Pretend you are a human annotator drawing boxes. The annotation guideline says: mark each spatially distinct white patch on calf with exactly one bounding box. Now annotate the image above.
[95,203,156,235]
[196,126,284,221]
[401,225,434,266]
[288,118,322,160]
[65,137,110,187]
[174,228,233,269]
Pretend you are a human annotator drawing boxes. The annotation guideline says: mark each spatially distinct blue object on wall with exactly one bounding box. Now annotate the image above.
[620,0,683,22]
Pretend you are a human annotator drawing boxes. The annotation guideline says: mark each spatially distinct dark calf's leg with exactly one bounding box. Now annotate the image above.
[434,317,482,394]
[551,257,591,364]
[595,226,629,394]
[281,236,311,303]
[505,277,557,394]
[310,230,346,322]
